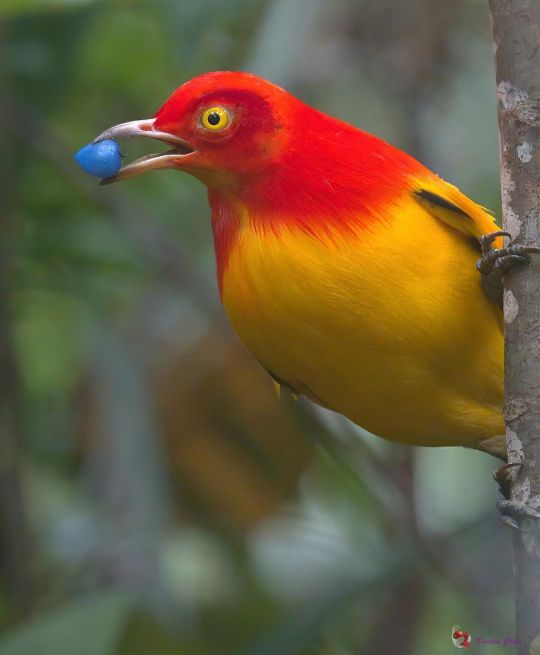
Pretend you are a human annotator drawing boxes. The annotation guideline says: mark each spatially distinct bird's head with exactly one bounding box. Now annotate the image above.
[95,71,298,189]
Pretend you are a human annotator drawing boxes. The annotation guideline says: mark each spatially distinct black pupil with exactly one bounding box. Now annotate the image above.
[208,112,221,126]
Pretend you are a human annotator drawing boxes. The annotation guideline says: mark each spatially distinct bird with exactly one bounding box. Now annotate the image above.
[92,71,539,461]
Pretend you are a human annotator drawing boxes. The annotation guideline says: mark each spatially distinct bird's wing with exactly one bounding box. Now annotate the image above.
[413,178,502,247]
[413,178,504,318]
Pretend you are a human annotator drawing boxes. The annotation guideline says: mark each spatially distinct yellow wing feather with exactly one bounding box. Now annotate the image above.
[413,177,502,246]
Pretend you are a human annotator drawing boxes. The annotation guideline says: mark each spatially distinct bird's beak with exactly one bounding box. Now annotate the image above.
[93,118,195,185]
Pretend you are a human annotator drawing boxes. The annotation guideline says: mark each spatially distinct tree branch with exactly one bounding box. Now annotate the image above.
[489,2,540,652]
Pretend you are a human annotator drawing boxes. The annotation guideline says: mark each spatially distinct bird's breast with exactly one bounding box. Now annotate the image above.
[219,199,503,446]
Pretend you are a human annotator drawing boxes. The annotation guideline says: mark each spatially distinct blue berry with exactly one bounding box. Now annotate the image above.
[74,139,121,178]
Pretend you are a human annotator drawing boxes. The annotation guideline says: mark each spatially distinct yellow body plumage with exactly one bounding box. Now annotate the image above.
[222,183,504,450]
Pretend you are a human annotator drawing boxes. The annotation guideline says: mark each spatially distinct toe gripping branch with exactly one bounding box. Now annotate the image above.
[495,463,540,553]
[477,230,540,308]
[498,499,540,531]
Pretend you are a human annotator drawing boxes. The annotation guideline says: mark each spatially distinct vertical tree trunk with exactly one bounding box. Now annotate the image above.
[489,2,540,652]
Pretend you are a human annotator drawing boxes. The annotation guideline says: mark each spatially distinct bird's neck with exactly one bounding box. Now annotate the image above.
[244,116,420,217]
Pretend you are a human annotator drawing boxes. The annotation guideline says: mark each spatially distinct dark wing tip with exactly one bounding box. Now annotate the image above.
[413,189,470,218]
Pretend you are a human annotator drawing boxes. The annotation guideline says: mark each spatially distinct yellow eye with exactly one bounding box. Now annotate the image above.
[201,106,230,131]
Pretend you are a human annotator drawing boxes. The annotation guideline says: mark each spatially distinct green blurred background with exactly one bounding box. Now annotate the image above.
[0,1,514,653]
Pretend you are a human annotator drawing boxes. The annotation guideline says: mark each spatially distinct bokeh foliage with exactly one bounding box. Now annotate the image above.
[1,1,514,653]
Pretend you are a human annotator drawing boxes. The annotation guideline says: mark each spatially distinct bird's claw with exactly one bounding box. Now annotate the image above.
[493,462,521,499]
[479,230,512,256]
[476,231,540,307]
[476,243,540,275]
[495,465,540,549]
[498,499,540,532]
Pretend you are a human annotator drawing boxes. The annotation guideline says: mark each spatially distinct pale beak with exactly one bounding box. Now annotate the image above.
[93,118,195,184]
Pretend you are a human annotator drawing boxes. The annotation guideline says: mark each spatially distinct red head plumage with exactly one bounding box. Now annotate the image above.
[151,72,423,213]
[96,72,427,287]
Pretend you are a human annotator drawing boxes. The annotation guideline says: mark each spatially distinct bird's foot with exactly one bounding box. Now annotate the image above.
[493,462,521,499]
[498,499,540,532]
[494,464,540,541]
[477,230,540,307]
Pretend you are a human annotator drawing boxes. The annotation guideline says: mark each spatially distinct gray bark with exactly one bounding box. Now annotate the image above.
[489,2,540,652]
